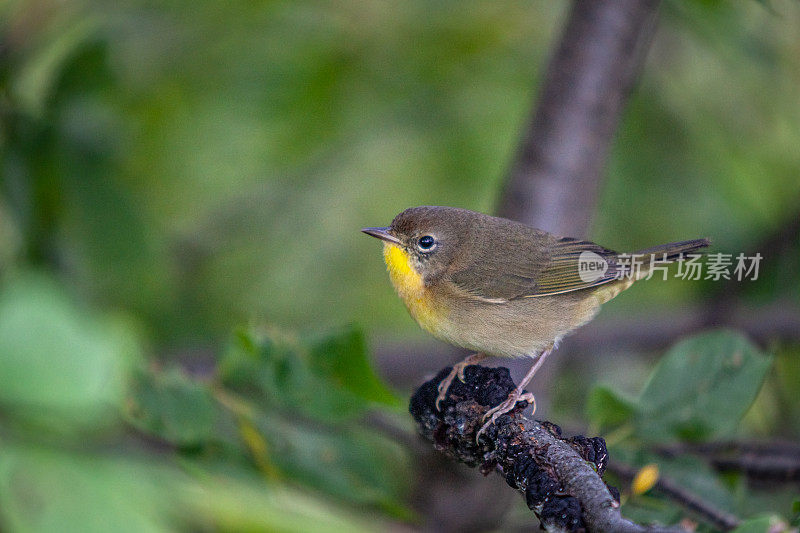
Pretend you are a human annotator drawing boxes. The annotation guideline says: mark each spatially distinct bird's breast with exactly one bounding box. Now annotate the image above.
[382,243,445,331]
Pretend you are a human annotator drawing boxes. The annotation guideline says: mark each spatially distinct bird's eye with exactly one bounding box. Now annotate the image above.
[417,235,436,251]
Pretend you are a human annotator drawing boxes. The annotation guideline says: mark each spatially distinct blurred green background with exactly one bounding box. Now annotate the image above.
[2,0,799,340]
[1,0,799,531]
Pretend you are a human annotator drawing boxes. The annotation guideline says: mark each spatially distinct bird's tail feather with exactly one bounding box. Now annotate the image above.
[588,238,710,305]
[632,238,711,263]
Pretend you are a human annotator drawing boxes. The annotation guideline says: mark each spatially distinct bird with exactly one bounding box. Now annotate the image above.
[362,206,709,440]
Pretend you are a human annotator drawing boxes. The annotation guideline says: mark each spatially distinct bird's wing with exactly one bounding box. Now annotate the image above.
[448,235,622,301]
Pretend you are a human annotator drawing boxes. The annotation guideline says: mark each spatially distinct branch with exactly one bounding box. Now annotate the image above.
[498,0,661,237]
[609,461,741,532]
[409,365,684,532]
[657,441,800,484]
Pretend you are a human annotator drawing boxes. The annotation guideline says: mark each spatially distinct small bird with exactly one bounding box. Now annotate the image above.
[363,206,709,439]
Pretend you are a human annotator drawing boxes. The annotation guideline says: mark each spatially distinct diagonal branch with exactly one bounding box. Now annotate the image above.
[409,365,685,532]
[656,440,800,484]
[609,461,741,531]
[498,0,661,237]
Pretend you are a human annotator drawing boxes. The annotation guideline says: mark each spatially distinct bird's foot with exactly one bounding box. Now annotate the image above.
[435,353,487,410]
[475,389,536,442]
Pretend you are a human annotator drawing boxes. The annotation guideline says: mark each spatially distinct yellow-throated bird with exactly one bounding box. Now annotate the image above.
[363,206,709,439]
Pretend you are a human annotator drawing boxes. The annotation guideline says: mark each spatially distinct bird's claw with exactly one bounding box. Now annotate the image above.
[435,360,476,410]
[475,390,536,443]
[436,354,489,410]
[435,373,456,411]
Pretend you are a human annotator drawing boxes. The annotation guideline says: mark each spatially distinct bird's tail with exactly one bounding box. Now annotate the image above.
[619,238,711,282]
[631,238,711,262]
[589,238,710,306]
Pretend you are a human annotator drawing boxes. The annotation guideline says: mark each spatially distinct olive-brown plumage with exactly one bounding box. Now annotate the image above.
[362,206,709,438]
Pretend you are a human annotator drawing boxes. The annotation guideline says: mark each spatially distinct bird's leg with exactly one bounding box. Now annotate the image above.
[476,345,554,442]
[435,352,489,410]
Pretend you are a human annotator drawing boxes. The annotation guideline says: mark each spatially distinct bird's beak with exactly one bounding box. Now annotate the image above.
[361,226,401,245]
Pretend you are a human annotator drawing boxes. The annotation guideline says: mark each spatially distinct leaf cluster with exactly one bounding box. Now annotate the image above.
[0,274,409,532]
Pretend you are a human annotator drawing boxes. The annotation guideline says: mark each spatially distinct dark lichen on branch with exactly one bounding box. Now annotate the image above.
[409,365,684,533]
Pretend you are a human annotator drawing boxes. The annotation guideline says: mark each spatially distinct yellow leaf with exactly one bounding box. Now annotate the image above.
[239,419,280,479]
[632,463,659,495]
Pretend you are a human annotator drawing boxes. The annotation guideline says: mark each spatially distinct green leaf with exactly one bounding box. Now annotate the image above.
[0,273,138,433]
[126,367,219,447]
[179,473,378,533]
[731,515,780,533]
[586,384,636,431]
[11,18,98,117]
[618,493,682,532]
[658,455,734,513]
[0,445,176,533]
[635,329,772,442]
[214,326,411,513]
[247,410,411,514]
[219,325,397,422]
[306,325,399,406]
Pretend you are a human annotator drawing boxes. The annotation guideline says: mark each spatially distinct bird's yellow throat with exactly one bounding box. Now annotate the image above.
[382,243,443,330]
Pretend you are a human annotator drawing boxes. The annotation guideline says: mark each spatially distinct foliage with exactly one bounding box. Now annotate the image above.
[638,330,770,442]
[2,0,799,531]
[218,325,398,422]
[588,331,772,442]
[586,330,796,529]
[0,274,406,532]
[0,273,790,531]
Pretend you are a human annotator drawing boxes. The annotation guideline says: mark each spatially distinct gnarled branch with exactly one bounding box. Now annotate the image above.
[409,365,684,532]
